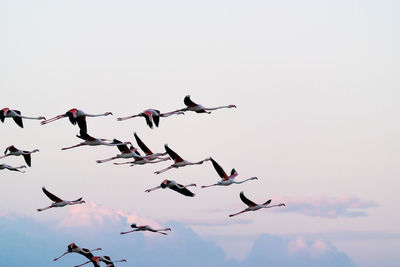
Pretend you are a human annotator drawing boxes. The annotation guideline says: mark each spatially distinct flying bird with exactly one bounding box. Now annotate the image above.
[96,139,140,163]
[113,150,170,166]
[41,108,113,132]
[179,95,236,114]
[37,187,85,212]
[145,179,196,197]
[117,109,184,128]
[53,243,102,263]
[0,145,39,167]
[201,158,258,188]
[133,132,168,160]
[0,163,26,172]
[120,223,171,235]
[0,108,45,128]
[61,130,132,150]
[154,144,210,174]
[229,191,285,217]
[75,256,127,267]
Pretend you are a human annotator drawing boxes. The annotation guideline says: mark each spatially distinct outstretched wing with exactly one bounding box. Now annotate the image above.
[42,187,63,203]
[239,191,256,207]
[134,133,152,155]
[153,113,160,127]
[76,117,87,132]
[170,184,195,197]
[210,158,228,180]
[144,114,153,128]
[67,112,77,125]
[22,153,32,167]
[263,199,272,205]
[184,95,198,107]
[12,110,23,128]
[0,110,4,122]
[77,249,96,261]
[113,139,130,153]
[164,145,183,162]
[76,129,91,140]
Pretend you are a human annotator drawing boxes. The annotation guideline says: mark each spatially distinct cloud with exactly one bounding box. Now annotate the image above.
[56,202,161,233]
[273,195,378,218]
[0,204,357,267]
[242,234,356,267]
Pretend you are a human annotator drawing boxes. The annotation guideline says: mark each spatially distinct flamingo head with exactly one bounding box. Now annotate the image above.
[38,116,46,120]
[250,177,258,180]
[165,228,172,231]
[228,104,237,108]
[279,203,286,207]
[105,112,113,116]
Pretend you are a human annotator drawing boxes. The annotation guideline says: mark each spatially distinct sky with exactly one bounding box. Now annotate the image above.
[1,0,399,266]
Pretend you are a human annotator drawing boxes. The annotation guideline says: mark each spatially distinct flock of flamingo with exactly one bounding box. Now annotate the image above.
[1,95,285,266]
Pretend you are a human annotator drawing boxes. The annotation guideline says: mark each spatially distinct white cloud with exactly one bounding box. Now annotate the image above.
[273,195,378,218]
[56,201,161,229]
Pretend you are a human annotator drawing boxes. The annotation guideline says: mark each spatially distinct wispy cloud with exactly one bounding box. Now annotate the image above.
[273,195,378,218]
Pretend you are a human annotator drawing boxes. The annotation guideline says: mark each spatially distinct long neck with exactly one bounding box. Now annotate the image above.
[184,183,196,188]
[149,158,169,163]
[204,105,232,111]
[155,228,170,231]
[234,177,257,184]
[18,115,44,120]
[106,259,126,264]
[190,158,209,165]
[67,200,84,205]
[263,204,284,208]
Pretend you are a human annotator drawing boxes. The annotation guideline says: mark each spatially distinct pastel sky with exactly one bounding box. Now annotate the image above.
[1,1,399,266]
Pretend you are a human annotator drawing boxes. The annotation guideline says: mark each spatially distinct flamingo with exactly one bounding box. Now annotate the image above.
[120,223,171,235]
[0,145,39,167]
[0,108,45,128]
[201,158,258,188]
[53,243,102,263]
[154,144,210,174]
[133,132,168,160]
[113,150,170,166]
[179,95,236,114]
[117,109,184,128]
[96,139,140,163]
[145,179,196,197]
[0,163,26,172]
[37,187,85,212]
[229,191,285,217]
[41,108,113,132]
[75,256,127,267]
[61,130,132,150]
